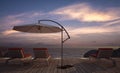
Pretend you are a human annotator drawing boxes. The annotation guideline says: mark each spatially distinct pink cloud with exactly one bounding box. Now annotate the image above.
[2,12,44,25]
[50,3,120,22]
[2,30,19,35]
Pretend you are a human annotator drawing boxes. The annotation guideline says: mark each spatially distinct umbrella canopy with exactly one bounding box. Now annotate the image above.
[13,23,62,33]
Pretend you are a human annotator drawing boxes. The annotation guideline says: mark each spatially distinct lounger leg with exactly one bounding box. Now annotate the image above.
[110,58,116,67]
[46,56,51,66]
[89,56,96,62]
[46,60,49,66]
[45,57,50,66]
[5,58,12,64]
[89,56,93,61]
[89,56,91,60]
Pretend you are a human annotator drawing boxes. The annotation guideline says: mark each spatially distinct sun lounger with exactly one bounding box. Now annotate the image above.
[7,48,32,65]
[89,48,116,66]
[33,48,51,66]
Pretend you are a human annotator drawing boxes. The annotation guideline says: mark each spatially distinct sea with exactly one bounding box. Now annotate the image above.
[0,46,119,58]
[24,47,119,58]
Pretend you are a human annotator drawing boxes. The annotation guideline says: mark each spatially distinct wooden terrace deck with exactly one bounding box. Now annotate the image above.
[0,58,120,73]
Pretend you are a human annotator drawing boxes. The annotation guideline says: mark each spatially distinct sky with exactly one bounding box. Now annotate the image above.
[0,0,120,48]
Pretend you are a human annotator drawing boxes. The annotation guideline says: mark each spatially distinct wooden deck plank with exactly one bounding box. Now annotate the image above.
[0,58,120,73]
[57,59,66,73]
[50,59,58,73]
[65,58,78,73]
[23,62,38,73]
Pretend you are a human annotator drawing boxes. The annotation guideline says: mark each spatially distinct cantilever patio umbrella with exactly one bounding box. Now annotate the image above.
[13,23,62,33]
[13,19,72,69]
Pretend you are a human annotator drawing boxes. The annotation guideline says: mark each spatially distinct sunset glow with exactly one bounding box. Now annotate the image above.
[0,0,120,48]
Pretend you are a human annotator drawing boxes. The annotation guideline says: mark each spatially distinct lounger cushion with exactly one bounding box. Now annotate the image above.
[98,48,113,50]
[97,48,113,58]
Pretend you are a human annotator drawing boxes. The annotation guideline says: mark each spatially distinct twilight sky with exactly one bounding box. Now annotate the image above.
[0,0,120,48]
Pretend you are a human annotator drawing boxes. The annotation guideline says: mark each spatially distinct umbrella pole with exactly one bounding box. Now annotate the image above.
[37,19,73,69]
[61,30,63,67]
[57,28,73,69]
[57,28,64,69]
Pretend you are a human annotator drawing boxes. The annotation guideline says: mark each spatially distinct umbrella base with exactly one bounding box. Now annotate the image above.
[57,65,73,69]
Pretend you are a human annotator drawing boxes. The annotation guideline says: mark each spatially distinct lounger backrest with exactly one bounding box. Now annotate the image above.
[97,48,113,58]
[8,48,25,58]
[33,48,49,58]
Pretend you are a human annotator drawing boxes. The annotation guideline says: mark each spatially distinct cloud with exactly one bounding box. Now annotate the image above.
[2,30,19,35]
[68,27,109,36]
[9,19,24,25]
[1,29,61,40]
[2,3,120,26]
[50,3,120,22]
[7,13,26,19]
[1,12,45,26]
[103,17,120,27]
[7,12,44,19]
[67,23,120,37]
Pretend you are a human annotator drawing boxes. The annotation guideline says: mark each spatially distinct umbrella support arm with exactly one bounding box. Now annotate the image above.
[38,19,70,43]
